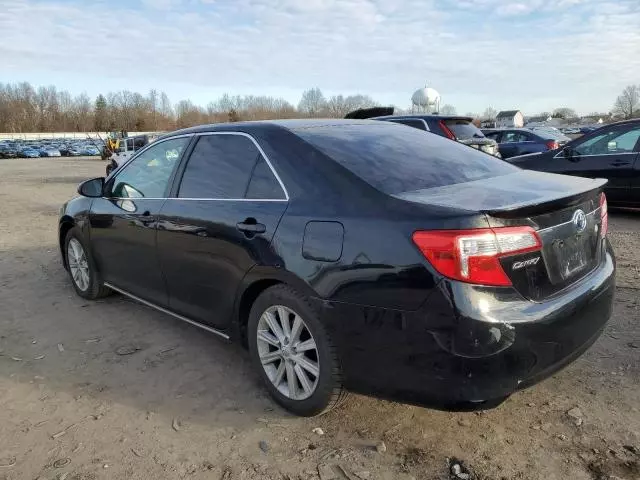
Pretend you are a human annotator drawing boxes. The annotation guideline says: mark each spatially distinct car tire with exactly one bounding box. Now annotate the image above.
[64,227,112,300]
[248,284,349,417]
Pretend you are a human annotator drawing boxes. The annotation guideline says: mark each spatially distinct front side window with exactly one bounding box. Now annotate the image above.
[179,134,284,199]
[109,137,189,198]
[574,127,640,156]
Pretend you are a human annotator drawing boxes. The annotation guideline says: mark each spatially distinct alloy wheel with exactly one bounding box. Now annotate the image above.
[67,238,90,292]
[256,305,320,400]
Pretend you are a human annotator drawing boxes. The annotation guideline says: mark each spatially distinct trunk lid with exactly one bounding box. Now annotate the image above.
[396,171,607,301]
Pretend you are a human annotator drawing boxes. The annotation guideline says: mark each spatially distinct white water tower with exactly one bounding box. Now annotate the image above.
[411,85,441,113]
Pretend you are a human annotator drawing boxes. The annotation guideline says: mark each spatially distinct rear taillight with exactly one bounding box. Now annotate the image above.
[600,192,608,238]
[438,120,456,140]
[412,227,541,286]
[545,140,559,150]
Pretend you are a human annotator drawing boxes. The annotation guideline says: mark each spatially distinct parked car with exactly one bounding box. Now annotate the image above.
[0,144,18,158]
[39,147,61,157]
[82,145,101,156]
[482,128,571,159]
[59,120,615,416]
[59,145,78,156]
[509,119,640,207]
[20,148,41,158]
[345,107,501,157]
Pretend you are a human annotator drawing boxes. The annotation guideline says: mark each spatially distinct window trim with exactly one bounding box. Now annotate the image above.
[173,131,289,202]
[105,134,195,200]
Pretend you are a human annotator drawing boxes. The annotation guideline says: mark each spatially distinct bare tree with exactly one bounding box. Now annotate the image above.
[0,81,389,132]
[326,94,377,117]
[482,107,497,120]
[148,89,158,130]
[613,85,640,119]
[552,107,577,119]
[298,88,326,117]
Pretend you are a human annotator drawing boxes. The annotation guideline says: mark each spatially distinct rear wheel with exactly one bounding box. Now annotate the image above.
[248,285,348,416]
[64,228,112,300]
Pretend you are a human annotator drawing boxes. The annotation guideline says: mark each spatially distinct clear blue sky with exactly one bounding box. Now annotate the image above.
[2,0,639,115]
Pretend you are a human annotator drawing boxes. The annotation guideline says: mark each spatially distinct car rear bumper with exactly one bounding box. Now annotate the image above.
[315,242,615,410]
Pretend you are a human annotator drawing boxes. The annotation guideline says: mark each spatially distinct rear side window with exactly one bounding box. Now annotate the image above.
[296,124,517,195]
[502,131,530,142]
[178,134,285,199]
[246,158,286,199]
[444,120,484,140]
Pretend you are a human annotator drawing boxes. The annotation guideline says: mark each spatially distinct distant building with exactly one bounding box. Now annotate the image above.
[496,110,524,128]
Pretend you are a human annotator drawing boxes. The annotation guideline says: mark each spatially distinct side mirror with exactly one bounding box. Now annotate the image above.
[562,147,573,159]
[77,177,104,197]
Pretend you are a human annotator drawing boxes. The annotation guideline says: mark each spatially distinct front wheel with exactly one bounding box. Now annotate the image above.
[64,228,112,300]
[248,285,348,416]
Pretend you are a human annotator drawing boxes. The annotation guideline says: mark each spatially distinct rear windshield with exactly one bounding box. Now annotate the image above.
[295,124,518,195]
[444,119,485,140]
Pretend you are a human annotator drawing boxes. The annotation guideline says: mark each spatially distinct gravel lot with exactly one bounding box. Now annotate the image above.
[0,158,638,480]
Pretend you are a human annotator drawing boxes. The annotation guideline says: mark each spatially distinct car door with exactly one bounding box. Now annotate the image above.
[89,136,192,305]
[550,125,640,204]
[156,132,288,329]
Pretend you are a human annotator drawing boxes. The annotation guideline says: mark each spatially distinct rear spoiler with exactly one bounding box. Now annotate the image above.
[394,171,607,216]
[344,107,395,119]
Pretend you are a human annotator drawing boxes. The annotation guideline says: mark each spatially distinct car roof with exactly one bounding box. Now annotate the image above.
[163,119,394,139]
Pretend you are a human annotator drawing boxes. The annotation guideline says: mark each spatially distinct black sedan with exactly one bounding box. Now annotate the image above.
[59,120,615,416]
[508,119,640,207]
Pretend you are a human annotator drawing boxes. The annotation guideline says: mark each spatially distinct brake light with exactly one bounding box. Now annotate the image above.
[545,140,559,150]
[600,192,608,238]
[412,227,541,286]
[438,120,456,140]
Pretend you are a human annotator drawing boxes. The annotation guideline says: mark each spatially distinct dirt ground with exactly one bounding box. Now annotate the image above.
[0,158,638,480]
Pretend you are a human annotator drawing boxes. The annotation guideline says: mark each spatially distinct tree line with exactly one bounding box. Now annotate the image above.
[0,83,378,133]
[1,81,637,133]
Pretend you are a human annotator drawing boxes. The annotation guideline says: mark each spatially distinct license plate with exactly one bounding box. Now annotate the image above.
[555,235,588,279]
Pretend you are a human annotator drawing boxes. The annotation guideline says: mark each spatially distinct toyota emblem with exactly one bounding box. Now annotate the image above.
[572,209,587,233]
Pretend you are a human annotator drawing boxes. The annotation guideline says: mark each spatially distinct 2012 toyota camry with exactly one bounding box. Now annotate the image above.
[59,120,615,416]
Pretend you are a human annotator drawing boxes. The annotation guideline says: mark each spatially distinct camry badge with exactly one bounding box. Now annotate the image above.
[572,209,587,233]
[512,257,541,270]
